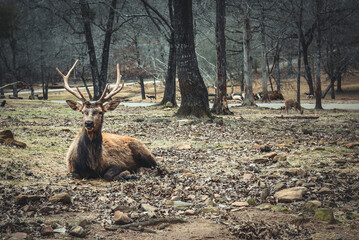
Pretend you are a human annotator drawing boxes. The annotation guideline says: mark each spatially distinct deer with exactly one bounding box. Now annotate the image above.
[56,60,157,181]
[284,99,304,114]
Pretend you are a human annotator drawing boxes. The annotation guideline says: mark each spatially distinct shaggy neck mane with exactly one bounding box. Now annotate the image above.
[77,128,103,172]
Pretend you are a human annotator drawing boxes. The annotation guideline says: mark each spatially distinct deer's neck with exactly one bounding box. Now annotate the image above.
[77,128,103,169]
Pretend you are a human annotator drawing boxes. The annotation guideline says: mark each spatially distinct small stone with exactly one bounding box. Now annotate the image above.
[318,187,331,194]
[273,155,287,162]
[310,200,322,207]
[173,201,192,209]
[260,145,271,152]
[41,225,54,236]
[274,187,307,202]
[113,211,132,225]
[49,193,71,204]
[69,226,86,238]
[184,209,196,215]
[314,208,335,223]
[10,232,27,240]
[243,173,254,180]
[231,201,249,207]
[256,203,272,210]
[314,147,325,150]
[141,203,157,212]
[98,196,109,202]
[165,102,173,107]
[170,196,180,201]
[214,194,221,199]
[296,180,304,186]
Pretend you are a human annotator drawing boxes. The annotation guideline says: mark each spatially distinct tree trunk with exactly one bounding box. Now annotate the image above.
[9,37,18,98]
[314,0,323,110]
[260,8,270,103]
[296,0,303,105]
[174,0,210,118]
[242,10,255,106]
[160,32,177,106]
[336,74,342,92]
[274,46,281,92]
[134,35,146,100]
[80,66,93,100]
[301,38,315,95]
[287,52,294,76]
[99,0,117,94]
[0,68,4,97]
[211,0,232,115]
[80,0,100,99]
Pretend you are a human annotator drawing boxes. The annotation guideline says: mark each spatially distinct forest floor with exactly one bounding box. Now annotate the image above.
[1,100,359,239]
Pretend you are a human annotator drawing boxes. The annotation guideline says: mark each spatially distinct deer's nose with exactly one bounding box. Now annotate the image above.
[85,121,94,128]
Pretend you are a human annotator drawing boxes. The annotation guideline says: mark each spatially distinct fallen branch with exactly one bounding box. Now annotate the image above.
[0,81,26,90]
[104,217,186,231]
[276,115,319,119]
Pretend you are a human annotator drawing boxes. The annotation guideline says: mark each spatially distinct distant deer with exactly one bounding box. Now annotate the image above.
[56,60,157,181]
[284,99,304,114]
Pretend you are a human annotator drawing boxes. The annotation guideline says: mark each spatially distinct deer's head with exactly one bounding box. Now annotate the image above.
[56,60,124,133]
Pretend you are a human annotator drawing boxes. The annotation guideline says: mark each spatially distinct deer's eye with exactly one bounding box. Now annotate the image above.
[93,110,98,115]
[84,111,89,116]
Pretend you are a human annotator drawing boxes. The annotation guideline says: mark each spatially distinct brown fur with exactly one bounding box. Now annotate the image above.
[269,91,284,100]
[285,99,304,114]
[66,100,157,181]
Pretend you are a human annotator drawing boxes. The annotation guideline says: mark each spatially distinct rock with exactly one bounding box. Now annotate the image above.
[264,152,277,159]
[314,208,335,223]
[274,183,286,191]
[274,187,307,202]
[53,226,66,234]
[346,142,359,148]
[10,232,27,240]
[141,203,157,212]
[243,173,254,180]
[49,193,71,204]
[174,142,192,150]
[173,200,192,209]
[318,187,331,194]
[113,211,132,225]
[41,225,54,236]
[231,201,249,207]
[284,168,306,177]
[256,203,272,210]
[69,226,86,238]
[253,158,268,164]
[260,145,271,152]
[314,147,325,150]
[302,129,313,135]
[214,194,221,199]
[111,204,132,213]
[165,101,173,107]
[170,196,181,201]
[260,188,270,201]
[184,209,196,215]
[15,194,42,204]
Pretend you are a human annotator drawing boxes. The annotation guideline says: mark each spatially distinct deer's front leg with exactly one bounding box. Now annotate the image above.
[103,166,126,181]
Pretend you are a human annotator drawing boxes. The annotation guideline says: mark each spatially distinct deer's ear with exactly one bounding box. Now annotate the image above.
[66,100,82,112]
[103,99,121,112]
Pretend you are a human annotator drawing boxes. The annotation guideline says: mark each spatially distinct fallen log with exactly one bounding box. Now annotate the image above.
[104,217,186,231]
[276,115,319,119]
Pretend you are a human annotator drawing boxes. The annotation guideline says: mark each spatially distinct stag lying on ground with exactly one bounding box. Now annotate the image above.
[285,99,304,114]
[56,60,157,181]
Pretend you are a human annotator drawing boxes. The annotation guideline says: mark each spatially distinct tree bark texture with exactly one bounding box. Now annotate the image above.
[314,0,323,109]
[79,0,100,99]
[174,0,210,118]
[242,11,255,106]
[300,29,315,95]
[160,32,177,106]
[260,9,270,103]
[99,0,117,94]
[296,0,303,105]
[211,0,232,115]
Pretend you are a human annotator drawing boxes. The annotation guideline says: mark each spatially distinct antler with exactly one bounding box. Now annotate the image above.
[56,59,87,102]
[96,64,124,103]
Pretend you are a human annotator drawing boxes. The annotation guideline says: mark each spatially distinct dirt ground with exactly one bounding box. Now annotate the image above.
[0,99,359,239]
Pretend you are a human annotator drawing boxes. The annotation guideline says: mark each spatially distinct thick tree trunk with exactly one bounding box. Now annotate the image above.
[80,0,100,99]
[174,0,210,118]
[211,0,232,115]
[287,52,294,76]
[336,75,342,92]
[99,0,117,94]
[160,32,177,106]
[242,11,255,106]
[314,0,323,110]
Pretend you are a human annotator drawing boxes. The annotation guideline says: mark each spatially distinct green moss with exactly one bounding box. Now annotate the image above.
[314,208,335,223]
